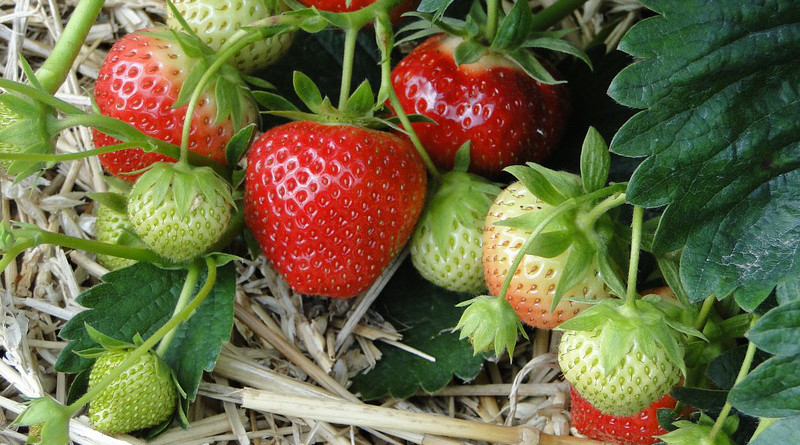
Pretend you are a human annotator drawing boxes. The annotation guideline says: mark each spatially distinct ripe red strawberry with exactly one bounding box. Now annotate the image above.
[93,28,257,181]
[244,121,426,298]
[483,181,609,329]
[298,0,419,24]
[570,386,676,445]
[391,34,569,177]
[167,0,294,73]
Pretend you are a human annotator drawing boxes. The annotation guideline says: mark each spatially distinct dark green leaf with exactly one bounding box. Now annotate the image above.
[748,300,800,356]
[453,39,487,66]
[292,71,324,112]
[608,0,800,303]
[733,284,775,313]
[706,344,769,390]
[350,263,485,400]
[579,127,610,193]
[345,80,375,116]
[729,355,800,418]
[418,0,457,20]
[749,416,800,445]
[55,262,235,403]
[65,369,90,405]
[526,230,573,258]
[492,0,533,50]
[671,386,728,411]
[777,277,800,305]
[225,124,256,167]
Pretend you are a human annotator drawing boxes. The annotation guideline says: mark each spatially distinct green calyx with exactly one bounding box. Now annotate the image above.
[255,71,434,131]
[454,295,528,359]
[11,397,71,445]
[0,94,54,180]
[398,0,591,84]
[657,413,737,445]
[557,298,705,378]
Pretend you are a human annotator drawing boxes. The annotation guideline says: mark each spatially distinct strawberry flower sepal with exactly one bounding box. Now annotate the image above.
[11,397,71,445]
[656,413,737,445]
[0,93,55,181]
[454,295,528,359]
[556,298,705,416]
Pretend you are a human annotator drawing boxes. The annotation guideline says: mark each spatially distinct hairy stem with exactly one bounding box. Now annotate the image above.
[375,12,441,180]
[625,206,644,306]
[338,28,360,111]
[707,316,760,442]
[580,193,627,229]
[530,0,589,32]
[36,230,163,264]
[497,184,626,300]
[0,142,140,163]
[35,0,105,94]
[155,262,202,357]
[67,257,217,413]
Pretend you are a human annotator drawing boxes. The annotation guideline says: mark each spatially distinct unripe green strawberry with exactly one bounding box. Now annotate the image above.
[96,203,137,271]
[167,0,294,73]
[88,349,177,435]
[127,163,233,263]
[556,299,700,417]
[410,147,501,293]
[558,328,682,416]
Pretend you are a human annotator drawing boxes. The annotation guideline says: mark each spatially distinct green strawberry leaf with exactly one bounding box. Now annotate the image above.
[225,123,257,167]
[706,344,769,390]
[350,262,486,400]
[579,127,610,194]
[776,277,800,305]
[749,416,800,445]
[491,0,532,51]
[608,0,800,303]
[418,0,457,20]
[55,262,235,404]
[747,300,800,356]
[729,355,800,418]
[671,386,728,411]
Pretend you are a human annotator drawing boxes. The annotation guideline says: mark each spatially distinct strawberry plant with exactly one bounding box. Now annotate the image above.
[1,0,799,443]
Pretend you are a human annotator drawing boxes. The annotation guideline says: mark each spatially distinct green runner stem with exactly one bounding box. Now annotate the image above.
[530,0,589,32]
[338,28,360,111]
[485,0,500,41]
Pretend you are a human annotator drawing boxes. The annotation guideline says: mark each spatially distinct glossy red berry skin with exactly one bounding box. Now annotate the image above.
[93,29,255,181]
[570,386,676,445]
[297,0,419,24]
[391,35,569,177]
[244,121,427,298]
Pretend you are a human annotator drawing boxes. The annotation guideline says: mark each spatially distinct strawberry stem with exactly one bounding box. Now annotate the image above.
[338,27,360,111]
[67,257,217,415]
[694,295,716,331]
[0,142,140,163]
[375,11,442,180]
[34,0,104,94]
[485,0,500,41]
[624,206,644,306]
[530,0,589,32]
[497,184,626,300]
[707,315,759,442]
[155,261,202,357]
[580,193,627,229]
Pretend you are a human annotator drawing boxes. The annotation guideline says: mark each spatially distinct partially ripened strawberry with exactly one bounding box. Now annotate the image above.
[127,163,233,263]
[93,28,256,181]
[95,203,137,271]
[244,120,426,298]
[391,34,569,177]
[483,181,609,329]
[570,385,676,445]
[298,0,419,24]
[167,0,294,73]
[88,349,177,435]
